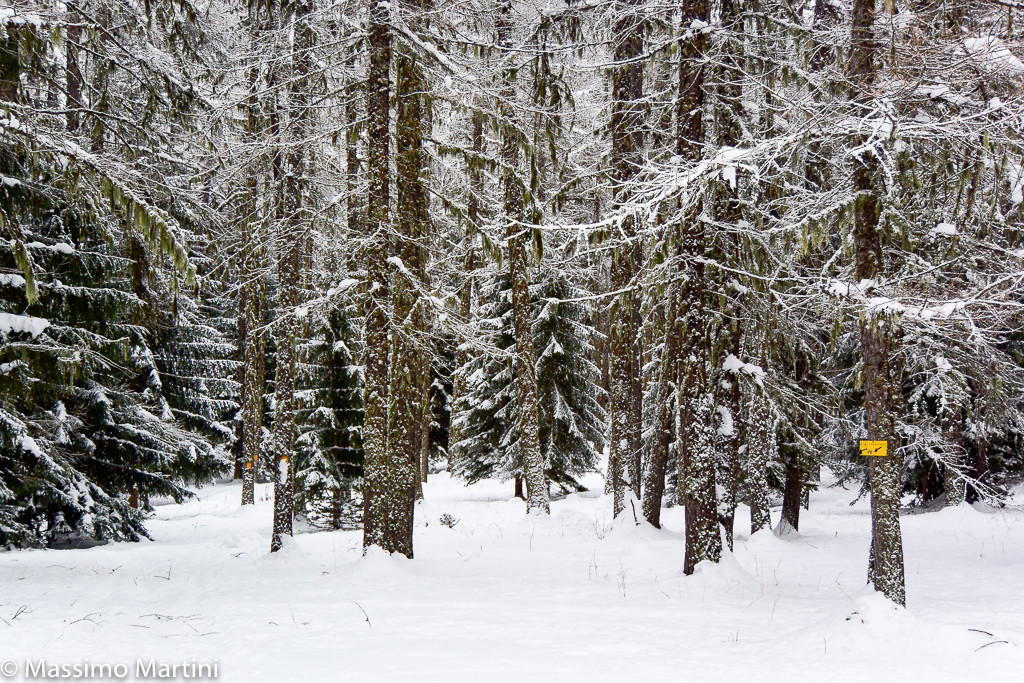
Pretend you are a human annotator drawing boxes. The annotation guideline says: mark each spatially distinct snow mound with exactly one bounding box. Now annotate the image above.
[816,591,1005,661]
[686,550,751,585]
[253,535,313,569]
[602,493,679,542]
[339,544,413,581]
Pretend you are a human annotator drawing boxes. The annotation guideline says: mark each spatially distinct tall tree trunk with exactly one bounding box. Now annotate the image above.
[718,321,742,549]
[449,111,483,462]
[419,370,431,486]
[804,0,841,192]
[272,0,315,552]
[0,26,18,104]
[677,0,720,574]
[642,284,679,527]
[942,407,965,506]
[968,433,988,503]
[778,450,803,534]
[240,225,265,506]
[497,0,548,514]
[240,12,267,507]
[395,13,431,504]
[746,355,774,534]
[850,0,905,605]
[88,9,111,153]
[346,55,361,236]
[608,0,645,515]
[362,0,416,557]
[714,0,745,550]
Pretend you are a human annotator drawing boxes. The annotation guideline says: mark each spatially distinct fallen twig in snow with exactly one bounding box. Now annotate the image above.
[352,601,371,627]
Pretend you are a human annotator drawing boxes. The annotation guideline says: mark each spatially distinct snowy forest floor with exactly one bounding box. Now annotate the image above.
[2,471,1024,682]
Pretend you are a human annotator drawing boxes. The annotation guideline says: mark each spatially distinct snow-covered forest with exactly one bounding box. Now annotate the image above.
[3,0,1024,679]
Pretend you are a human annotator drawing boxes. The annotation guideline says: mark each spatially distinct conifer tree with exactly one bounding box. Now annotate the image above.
[677,0,722,574]
[362,0,419,557]
[1,0,227,547]
[497,0,548,514]
[848,0,905,605]
[534,274,607,492]
[451,269,606,493]
[606,0,645,516]
[294,305,364,529]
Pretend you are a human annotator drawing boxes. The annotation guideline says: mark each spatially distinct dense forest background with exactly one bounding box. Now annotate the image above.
[3,0,1024,605]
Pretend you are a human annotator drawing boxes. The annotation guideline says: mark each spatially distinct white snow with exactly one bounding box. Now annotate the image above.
[721,164,737,189]
[0,8,45,26]
[916,83,972,106]
[0,360,26,375]
[827,279,852,297]
[327,279,360,298]
[716,404,735,437]
[1008,161,1024,205]
[723,353,765,382]
[1,473,1023,681]
[0,311,50,338]
[386,256,411,276]
[961,36,1024,75]
[16,434,44,457]
[25,241,75,255]
[825,280,966,322]
[0,273,26,287]
[930,222,957,237]
[729,278,749,295]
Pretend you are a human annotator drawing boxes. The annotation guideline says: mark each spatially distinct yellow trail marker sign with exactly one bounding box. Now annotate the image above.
[860,440,888,457]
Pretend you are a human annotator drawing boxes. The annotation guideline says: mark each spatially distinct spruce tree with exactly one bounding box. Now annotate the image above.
[1,0,227,547]
[451,269,606,494]
[294,305,364,530]
[534,274,607,493]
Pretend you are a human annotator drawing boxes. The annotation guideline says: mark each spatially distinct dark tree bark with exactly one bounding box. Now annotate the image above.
[968,436,988,503]
[395,9,431,503]
[746,359,774,535]
[346,56,361,236]
[0,27,19,104]
[65,9,83,132]
[779,453,804,533]
[942,407,966,506]
[719,320,742,549]
[239,228,265,506]
[271,0,317,553]
[607,0,646,515]
[713,0,745,550]
[678,0,721,575]
[642,286,679,528]
[497,0,548,514]
[448,111,484,463]
[362,0,416,557]
[850,0,906,605]
[240,9,269,506]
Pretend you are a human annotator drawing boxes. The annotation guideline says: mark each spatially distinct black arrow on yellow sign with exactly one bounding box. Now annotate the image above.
[859,440,888,457]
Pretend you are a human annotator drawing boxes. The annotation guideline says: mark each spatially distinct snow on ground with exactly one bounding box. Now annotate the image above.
[2,471,1024,682]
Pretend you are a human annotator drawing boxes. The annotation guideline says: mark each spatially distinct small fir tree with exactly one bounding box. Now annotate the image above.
[451,270,606,494]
